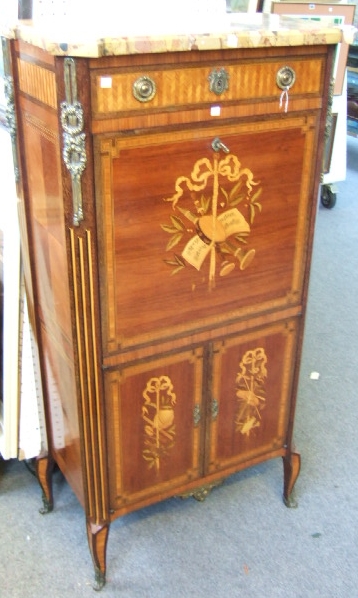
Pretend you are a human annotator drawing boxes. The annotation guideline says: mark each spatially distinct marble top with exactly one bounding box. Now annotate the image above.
[1,14,356,58]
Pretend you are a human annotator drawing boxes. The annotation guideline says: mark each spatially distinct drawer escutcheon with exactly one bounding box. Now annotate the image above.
[208,67,229,95]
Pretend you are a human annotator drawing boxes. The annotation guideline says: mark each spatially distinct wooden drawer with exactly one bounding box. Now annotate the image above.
[91,56,325,118]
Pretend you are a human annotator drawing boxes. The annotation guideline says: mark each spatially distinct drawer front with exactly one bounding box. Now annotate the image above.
[91,57,325,117]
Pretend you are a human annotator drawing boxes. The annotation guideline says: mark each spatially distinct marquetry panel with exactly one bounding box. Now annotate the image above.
[96,114,317,355]
[207,319,298,474]
[17,58,57,108]
[91,57,324,116]
[105,347,204,511]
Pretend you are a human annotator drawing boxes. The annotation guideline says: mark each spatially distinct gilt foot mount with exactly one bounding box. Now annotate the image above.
[179,479,224,502]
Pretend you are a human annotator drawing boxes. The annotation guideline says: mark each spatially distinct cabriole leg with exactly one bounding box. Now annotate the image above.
[86,520,110,591]
[35,454,54,514]
[282,450,301,508]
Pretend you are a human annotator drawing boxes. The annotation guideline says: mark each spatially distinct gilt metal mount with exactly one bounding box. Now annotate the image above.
[211,398,219,421]
[60,58,87,226]
[179,479,224,502]
[208,67,229,95]
[193,404,201,427]
[1,37,19,181]
[276,66,296,90]
[133,75,157,102]
[4,75,20,182]
[211,137,230,153]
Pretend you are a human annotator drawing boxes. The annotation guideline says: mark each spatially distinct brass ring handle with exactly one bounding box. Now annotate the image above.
[276,66,296,90]
[133,76,156,102]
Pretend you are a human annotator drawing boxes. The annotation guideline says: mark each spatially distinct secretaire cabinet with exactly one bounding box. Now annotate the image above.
[4,32,334,589]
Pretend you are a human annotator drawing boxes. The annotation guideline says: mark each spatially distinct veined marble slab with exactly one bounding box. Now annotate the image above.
[0,13,355,58]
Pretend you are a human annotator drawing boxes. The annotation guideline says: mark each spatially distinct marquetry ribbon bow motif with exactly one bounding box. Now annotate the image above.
[162,153,262,289]
[235,348,267,436]
[142,376,177,472]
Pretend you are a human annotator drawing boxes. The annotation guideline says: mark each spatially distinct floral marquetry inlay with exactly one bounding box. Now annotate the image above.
[142,376,177,471]
[162,153,262,289]
[235,348,268,436]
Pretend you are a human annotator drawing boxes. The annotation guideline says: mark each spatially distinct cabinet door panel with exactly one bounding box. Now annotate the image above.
[207,320,298,474]
[97,116,317,355]
[105,348,204,511]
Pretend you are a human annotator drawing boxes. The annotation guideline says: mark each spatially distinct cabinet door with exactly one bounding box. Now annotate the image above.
[105,347,204,512]
[207,320,299,475]
[96,114,319,359]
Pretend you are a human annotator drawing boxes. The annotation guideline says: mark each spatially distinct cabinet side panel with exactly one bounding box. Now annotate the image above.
[14,48,84,504]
